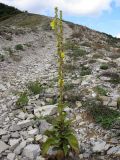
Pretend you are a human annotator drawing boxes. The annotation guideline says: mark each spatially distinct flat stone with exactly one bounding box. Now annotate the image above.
[107,146,120,155]
[28,128,39,136]
[14,141,26,155]
[0,129,7,136]
[9,139,21,150]
[7,153,16,160]
[23,144,40,159]
[0,141,9,154]
[17,120,33,129]
[0,84,6,91]
[39,120,52,134]
[92,140,107,152]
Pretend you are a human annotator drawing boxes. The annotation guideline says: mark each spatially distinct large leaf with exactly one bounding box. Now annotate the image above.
[42,137,58,155]
[66,134,79,153]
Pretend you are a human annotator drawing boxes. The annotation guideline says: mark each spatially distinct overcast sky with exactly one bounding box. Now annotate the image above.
[0,0,120,37]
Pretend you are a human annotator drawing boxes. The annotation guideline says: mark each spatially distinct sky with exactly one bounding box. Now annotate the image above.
[0,0,120,37]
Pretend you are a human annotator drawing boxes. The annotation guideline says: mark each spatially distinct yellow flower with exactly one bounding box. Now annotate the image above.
[58,79,64,86]
[61,52,65,59]
[50,20,55,30]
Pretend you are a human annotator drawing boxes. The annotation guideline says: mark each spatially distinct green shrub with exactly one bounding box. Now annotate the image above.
[15,44,24,51]
[16,92,28,107]
[94,86,107,96]
[27,80,43,95]
[100,64,108,70]
[80,66,91,76]
[64,83,74,91]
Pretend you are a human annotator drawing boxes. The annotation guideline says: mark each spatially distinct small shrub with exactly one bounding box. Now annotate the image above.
[102,72,120,84]
[27,80,43,95]
[0,54,5,62]
[80,66,91,76]
[83,99,120,129]
[16,92,28,107]
[100,64,108,70]
[94,86,107,96]
[15,44,24,51]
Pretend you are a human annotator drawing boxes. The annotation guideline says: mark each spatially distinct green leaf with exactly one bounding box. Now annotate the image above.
[42,137,57,155]
[66,134,79,153]
[63,143,69,156]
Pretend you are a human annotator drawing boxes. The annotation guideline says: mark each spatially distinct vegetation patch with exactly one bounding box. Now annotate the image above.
[15,44,24,51]
[80,66,91,76]
[16,92,28,107]
[83,99,120,129]
[102,72,120,84]
[27,80,43,95]
[94,86,108,96]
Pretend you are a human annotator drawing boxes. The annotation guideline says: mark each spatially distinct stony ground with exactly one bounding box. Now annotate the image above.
[0,16,120,160]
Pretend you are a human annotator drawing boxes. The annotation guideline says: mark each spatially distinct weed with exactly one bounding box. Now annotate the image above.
[27,80,43,95]
[16,92,28,107]
[15,44,24,51]
[94,86,107,96]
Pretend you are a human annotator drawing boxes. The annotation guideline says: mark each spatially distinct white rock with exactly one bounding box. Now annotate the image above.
[0,129,7,136]
[0,84,6,91]
[107,146,120,155]
[14,141,26,155]
[92,140,107,152]
[17,120,33,129]
[28,128,39,136]
[7,153,16,160]
[9,139,21,150]
[0,141,9,154]
[23,144,40,159]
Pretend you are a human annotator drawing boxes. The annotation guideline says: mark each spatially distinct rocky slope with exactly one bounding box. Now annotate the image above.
[0,4,120,160]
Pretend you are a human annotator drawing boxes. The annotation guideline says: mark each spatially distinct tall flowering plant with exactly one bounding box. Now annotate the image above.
[42,7,79,159]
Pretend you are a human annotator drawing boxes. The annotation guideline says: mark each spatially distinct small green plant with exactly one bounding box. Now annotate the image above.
[80,66,91,76]
[100,64,108,70]
[94,86,107,96]
[64,83,74,91]
[27,80,43,95]
[0,54,5,62]
[16,92,28,107]
[15,44,24,51]
[42,8,79,159]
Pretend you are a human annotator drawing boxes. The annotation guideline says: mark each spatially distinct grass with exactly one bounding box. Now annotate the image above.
[15,44,24,51]
[80,66,91,76]
[27,80,43,95]
[94,86,108,96]
[83,99,120,129]
[16,92,28,107]
[100,64,109,70]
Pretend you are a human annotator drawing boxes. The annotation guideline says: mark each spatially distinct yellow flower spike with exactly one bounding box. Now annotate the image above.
[58,79,64,86]
[61,52,65,59]
[50,20,55,30]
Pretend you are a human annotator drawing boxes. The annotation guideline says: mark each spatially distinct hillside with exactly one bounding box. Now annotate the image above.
[0,3,120,160]
[0,3,22,22]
